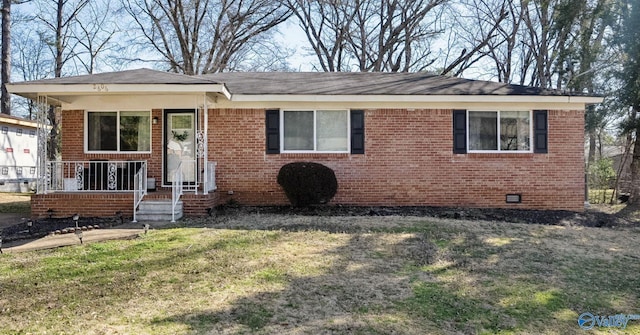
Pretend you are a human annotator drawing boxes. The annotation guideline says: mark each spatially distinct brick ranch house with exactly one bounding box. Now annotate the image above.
[7,69,602,220]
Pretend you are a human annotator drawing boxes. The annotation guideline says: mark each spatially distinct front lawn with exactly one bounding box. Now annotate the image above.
[0,192,31,213]
[1,214,639,334]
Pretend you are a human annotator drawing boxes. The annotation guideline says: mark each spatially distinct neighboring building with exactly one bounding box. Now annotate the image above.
[0,114,38,193]
[7,69,602,220]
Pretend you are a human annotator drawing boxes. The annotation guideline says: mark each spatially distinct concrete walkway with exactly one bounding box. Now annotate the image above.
[2,228,143,253]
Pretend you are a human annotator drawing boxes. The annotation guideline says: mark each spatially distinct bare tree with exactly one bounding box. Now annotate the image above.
[31,0,89,159]
[34,0,89,77]
[69,0,121,74]
[1,0,10,115]
[287,0,447,72]
[12,22,52,118]
[440,0,510,77]
[617,0,640,203]
[124,0,291,74]
[1,0,30,115]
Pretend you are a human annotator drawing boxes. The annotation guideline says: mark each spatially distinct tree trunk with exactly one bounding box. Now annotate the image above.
[1,0,10,115]
[587,130,597,165]
[629,107,640,204]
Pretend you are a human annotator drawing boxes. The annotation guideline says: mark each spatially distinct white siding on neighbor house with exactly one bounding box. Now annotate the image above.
[0,116,38,190]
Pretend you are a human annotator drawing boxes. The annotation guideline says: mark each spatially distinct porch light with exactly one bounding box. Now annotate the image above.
[152,117,158,124]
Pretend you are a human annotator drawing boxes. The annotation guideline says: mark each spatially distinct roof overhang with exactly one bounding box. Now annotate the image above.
[229,94,604,104]
[6,83,232,106]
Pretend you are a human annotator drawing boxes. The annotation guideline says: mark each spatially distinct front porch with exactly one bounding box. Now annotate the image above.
[31,191,220,220]
[31,159,220,221]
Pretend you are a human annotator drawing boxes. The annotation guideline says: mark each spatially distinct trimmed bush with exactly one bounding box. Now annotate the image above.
[277,162,338,207]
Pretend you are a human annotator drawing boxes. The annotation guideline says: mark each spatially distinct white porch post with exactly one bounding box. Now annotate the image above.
[203,93,209,195]
[36,95,49,194]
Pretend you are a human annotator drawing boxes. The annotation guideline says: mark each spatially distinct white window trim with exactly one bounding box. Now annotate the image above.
[280,109,350,153]
[84,110,152,154]
[467,110,533,153]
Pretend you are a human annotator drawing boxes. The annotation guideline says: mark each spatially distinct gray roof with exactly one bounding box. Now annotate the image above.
[201,72,573,96]
[14,68,221,85]
[13,68,587,97]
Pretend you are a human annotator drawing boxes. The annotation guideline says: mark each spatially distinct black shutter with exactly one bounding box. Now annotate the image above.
[453,109,467,154]
[265,109,280,154]
[533,110,548,153]
[351,110,365,154]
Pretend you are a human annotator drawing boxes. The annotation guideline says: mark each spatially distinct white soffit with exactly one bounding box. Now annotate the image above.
[6,83,232,100]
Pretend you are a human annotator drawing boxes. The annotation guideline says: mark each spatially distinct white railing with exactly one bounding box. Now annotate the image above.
[172,162,184,222]
[206,161,217,192]
[132,162,148,223]
[46,160,147,192]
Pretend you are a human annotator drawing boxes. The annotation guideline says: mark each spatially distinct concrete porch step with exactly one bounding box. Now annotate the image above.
[136,200,183,221]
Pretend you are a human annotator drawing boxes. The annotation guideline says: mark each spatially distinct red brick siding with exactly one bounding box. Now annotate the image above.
[210,108,585,211]
[37,107,585,218]
[34,109,218,218]
[61,109,165,191]
[31,193,133,219]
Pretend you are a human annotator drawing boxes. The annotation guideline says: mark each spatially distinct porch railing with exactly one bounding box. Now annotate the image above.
[132,162,148,223]
[46,160,147,192]
[172,162,184,223]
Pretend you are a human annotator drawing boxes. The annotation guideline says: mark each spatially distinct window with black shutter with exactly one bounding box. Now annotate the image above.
[351,110,365,154]
[265,109,280,154]
[453,110,467,154]
[533,110,548,153]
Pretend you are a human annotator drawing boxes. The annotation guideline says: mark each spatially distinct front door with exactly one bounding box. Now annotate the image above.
[164,109,197,185]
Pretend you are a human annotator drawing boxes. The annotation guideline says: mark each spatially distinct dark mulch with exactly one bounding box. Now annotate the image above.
[214,205,637,228]
[1,205,637,244]
[1,215,128,243]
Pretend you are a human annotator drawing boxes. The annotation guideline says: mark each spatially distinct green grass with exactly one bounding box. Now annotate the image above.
[1,215,639,334]
[0,192,31,213]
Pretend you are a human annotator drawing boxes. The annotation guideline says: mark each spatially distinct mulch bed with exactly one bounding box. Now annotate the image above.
[2,205,636,243]
[1,216,127,243]
[215,205,637,228]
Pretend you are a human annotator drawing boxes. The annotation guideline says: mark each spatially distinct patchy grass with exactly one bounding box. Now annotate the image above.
[0,192,31,213]
[1,214,639,334]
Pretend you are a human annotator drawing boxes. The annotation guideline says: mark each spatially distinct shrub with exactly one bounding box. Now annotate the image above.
[277,162,338,207]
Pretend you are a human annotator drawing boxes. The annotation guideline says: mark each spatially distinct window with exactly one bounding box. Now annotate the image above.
[16,128,22,136]
[282,110,349,152]
[29,130,36,137]
[468,111,531,152]
[29,167,36,174]
[16,167,22,175]
[1,167,7,175]
[1,126,7,134]
[87,111,151,152]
